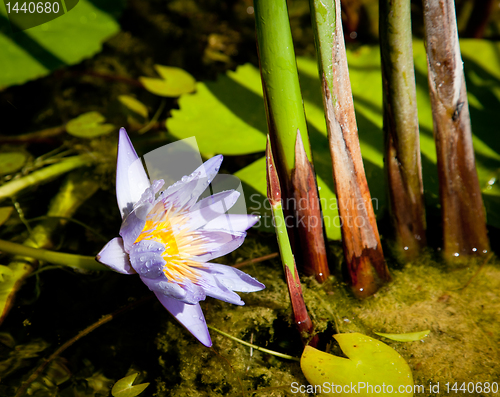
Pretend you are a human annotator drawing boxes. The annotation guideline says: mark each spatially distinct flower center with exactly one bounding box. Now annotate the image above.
[134,201,206,283]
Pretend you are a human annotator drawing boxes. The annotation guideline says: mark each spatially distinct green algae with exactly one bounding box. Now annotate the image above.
[155,237,500,396]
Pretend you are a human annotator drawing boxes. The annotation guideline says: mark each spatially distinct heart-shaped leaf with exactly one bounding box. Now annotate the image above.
[140,65,196,97]
[66,111,115,138]
[111,373,149,397]
[301,333,413,396]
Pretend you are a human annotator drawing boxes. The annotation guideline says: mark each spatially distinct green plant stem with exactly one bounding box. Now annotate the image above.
[379,0,426,260]
[254,0,312,179]
[208,325,299,361]
[0,239,105,271]
[423,0,490,260]
[266,138,316,345]
[0,155,93,202]
[309,0,390,298]
[254,0,329,283]
[0,125,66,144]
[0,171,100,325]
[379,0,427,260]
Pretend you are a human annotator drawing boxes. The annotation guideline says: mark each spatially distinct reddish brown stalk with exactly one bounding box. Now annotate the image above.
[292,130,330,282]
[322,0,391,298]
[266,138,317,345]
[423,0,490,260]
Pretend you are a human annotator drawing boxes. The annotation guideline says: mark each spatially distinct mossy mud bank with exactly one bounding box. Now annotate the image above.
[154,236,500,396]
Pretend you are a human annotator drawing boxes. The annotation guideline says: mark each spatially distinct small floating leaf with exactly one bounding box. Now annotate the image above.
[66,112,115,138]
[374,330,430,342]
[0,207,14,227]
[111,373,149,397]
[301,333,413,396]
[118,95,149,119]
[0,152,27,175]
[118,95,149,130]
[140,65,196,97]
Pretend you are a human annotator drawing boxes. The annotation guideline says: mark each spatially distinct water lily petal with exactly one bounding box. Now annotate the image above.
[129,240,165,278]
[155,294,212,347]
[161,155,223,210]
[116,128,151,219]
[194,233,247,262]
[201,263,265,292]
[119,180,164,250]
[202,214,260,234]
[198,274,244,305]
[183,190,240,230]
[141,275,192,301]
[96,237,136,274]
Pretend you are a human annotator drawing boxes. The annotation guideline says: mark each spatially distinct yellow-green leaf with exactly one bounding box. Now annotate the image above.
[140,65,196,97]
[374,330,430,342]
[300,333,413,396]
[0,207,14,227]
[0,262,32,322]
[111,373,149,397]
[118,95,149,119]
[66,111,115,138]
[0,152,27,175]
[0,265,13,282]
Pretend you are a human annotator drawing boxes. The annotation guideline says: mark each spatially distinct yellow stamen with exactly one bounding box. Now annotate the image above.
[134,201,206,283]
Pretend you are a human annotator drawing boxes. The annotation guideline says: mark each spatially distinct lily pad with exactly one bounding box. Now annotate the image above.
[166,39,500,238]
[140,65,196,97]
[374,330,430,342]
[0,0,123,89]
[66,111,115,138]
[301,333,413,396]
[0,152,27,175]
[111,373,149,397]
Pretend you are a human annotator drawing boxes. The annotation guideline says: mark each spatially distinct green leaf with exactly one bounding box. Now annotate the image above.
[0,152,27,175]
[118,95,149,130]
[140,65,196,97]
[0,265,13,282]
[301,333,413,396]
[167,64,268,155]
[111,373,149,397]
[66,111,115,138]
[118,95,149,119]
[0,0,123,89]
[374,330,430,342]
[166,39,500,237]
[0,262,32,323]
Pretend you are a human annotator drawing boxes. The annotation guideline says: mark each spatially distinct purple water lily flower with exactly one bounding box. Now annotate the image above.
[96,128,265,347]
